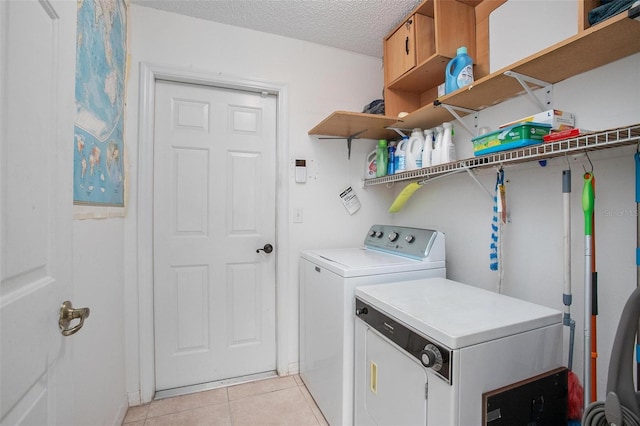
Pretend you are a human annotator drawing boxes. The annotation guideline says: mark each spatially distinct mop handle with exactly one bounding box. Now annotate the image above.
[583,173,594,236]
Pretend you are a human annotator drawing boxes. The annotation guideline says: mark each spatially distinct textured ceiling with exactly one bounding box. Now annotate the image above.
[129,0,424,58]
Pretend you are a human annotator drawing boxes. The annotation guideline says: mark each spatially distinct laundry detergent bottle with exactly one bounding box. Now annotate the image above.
[375,139,388,178]
[405,128,424,171]
[445,46,474,94]
[395,136,408,174]
[364,150,377,179]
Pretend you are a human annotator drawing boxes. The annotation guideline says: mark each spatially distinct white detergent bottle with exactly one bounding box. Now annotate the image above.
[422,128,434,167]
[441,122,456,164]
[364,150,377,179]
[405,128,424,171]
[432,126,444,165]
[395,136,408,174]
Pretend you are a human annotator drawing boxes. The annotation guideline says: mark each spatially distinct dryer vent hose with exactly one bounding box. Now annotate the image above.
[583,286,640,425]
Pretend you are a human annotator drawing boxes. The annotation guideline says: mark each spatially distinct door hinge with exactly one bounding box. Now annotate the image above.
[425,383,428,399]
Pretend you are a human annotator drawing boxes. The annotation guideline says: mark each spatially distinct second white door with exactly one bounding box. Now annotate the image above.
[153,80,277,391]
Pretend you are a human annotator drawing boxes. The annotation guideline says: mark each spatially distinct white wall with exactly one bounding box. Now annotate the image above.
[72,219,127,424]
[124,4,394,403]
[124,2,640,406]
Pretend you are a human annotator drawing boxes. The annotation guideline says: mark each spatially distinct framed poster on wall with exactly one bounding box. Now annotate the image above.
[73,0,127,214]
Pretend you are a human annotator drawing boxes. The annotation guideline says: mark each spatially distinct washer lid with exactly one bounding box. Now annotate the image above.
[300,248,445,277]
[355,278,561,349]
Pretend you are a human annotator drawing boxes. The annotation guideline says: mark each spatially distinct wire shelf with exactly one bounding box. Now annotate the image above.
[363,123,640,187]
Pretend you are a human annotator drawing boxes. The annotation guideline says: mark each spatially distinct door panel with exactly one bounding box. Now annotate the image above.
[153,81,277,390]
[0,0,74,424]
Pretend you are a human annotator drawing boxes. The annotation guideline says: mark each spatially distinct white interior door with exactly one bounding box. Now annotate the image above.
[0,0,75,424]
[153,80,277,390]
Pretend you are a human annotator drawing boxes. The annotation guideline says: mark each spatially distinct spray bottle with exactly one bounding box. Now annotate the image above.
[422,128,434,168]
[387,141,396,175]
[441,122,456,164]
[432,126,444,166]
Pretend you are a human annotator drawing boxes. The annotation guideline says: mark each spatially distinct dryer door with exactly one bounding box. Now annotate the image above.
[357,324,428,425]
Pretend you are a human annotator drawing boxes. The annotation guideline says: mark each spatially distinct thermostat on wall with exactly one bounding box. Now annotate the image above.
[295,159,307,183]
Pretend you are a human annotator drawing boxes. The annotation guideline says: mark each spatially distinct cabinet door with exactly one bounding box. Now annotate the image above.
[384,15,416,83]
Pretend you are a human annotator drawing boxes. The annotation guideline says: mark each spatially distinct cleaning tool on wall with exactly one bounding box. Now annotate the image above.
[388,170,463,213]
[589,170,599,404]
[389,182,423,213]
[582,286,640,425]
[635,150,640,391]
[583,170,595,411]
[563,168,584,423]
[490,168,505,274]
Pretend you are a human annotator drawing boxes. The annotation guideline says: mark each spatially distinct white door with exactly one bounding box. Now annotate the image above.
[0,0,76,424]
[153,80,277,390]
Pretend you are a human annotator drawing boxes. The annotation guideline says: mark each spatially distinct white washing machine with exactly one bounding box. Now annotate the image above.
[354,278,564,426]
[299,225,446,426]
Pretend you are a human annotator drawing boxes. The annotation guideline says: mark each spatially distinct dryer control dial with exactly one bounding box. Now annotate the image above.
[388,231,399,242]
[405,234,415,243]
[420,344,443,372]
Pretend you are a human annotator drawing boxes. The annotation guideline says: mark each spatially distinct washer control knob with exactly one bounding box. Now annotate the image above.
[388,231,399,242]
[420,344,443,371]
[368,230,376,237]
[405,234,415,243]
[355,307,368,316]
[375,231,383,238]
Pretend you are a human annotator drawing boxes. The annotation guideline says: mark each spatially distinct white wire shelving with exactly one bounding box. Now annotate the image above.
[363,123,640,187]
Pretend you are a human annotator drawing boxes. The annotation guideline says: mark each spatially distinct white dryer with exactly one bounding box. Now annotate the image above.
[354,278,564,425]
[299,225,446,426]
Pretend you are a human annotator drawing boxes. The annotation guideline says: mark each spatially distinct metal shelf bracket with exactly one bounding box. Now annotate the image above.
[389,127,408,138]
[438,103,478,136]
[504,70,553,112]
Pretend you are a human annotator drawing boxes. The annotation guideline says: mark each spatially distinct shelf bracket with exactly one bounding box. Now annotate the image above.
[504,71,552,112]
[437,102,478,136]
[318,129,368,160]
[389,127,408,138]
[463,166,494,200]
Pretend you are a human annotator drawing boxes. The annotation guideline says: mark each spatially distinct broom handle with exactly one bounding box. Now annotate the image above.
[590,175,598,402]
[635,152,640,391]
[583,172,594,410]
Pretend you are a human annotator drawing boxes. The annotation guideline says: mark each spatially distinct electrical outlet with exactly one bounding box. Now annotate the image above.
[293,208,303,223]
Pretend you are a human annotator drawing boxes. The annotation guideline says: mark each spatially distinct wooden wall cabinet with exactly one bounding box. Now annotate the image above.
[384,0,479,118]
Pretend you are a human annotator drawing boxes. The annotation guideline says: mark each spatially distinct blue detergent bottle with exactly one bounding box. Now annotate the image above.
[445,46,474,95]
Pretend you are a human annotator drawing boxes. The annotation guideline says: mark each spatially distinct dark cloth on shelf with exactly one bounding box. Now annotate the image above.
[588,0,636,25]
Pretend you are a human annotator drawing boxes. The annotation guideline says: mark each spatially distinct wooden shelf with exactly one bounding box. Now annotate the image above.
[363,124,640,187]
[308,111,400,141]
[309,10,640,139]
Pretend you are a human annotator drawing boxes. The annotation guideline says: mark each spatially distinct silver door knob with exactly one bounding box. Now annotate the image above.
[256,243,274,254]
[59,301,90,336]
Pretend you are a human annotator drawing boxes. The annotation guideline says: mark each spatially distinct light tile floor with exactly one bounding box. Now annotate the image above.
[122,375,329,426]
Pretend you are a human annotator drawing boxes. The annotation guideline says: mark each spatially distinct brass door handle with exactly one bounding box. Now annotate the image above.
[59,301,90,336]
